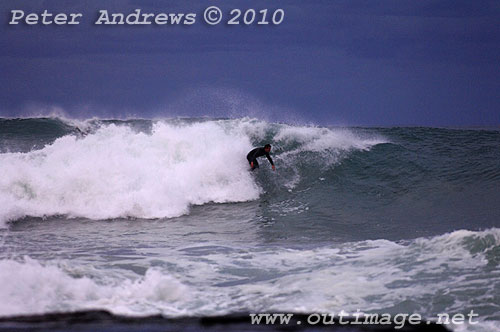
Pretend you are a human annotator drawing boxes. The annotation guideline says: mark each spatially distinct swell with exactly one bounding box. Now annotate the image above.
[1,117,499,228]
[0,117,385,226]
[0,118,77,153]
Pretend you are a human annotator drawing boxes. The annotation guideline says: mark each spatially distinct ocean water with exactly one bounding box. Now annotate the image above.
[0,117,499,331]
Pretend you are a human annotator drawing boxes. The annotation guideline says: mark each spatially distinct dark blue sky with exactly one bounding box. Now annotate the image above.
[1,0,499,126]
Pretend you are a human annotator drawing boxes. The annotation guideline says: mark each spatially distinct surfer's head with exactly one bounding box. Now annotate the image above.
[264,144,271,153]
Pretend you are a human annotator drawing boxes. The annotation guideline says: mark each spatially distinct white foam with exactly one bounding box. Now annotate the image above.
[274,125,386,153]
[0,257,189,317]
[0,120,260,225]
[0,229,498,331]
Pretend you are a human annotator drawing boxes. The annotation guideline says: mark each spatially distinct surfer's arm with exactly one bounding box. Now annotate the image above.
[266,153,275,170]
[265,153,274,165]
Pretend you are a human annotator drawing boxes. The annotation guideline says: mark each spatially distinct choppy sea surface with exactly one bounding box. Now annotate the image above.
[0,117,499,331]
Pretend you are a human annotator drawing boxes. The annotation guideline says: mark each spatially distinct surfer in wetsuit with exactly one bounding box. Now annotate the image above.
[247,144,276,171]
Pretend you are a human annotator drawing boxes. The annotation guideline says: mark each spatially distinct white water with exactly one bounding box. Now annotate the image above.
[0,118,383,226]
[0,228,499,331]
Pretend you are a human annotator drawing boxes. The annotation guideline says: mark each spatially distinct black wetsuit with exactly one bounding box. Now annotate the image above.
[246,147,274,169]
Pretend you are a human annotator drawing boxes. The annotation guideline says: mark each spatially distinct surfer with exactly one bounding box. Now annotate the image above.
[247,144,275,171]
